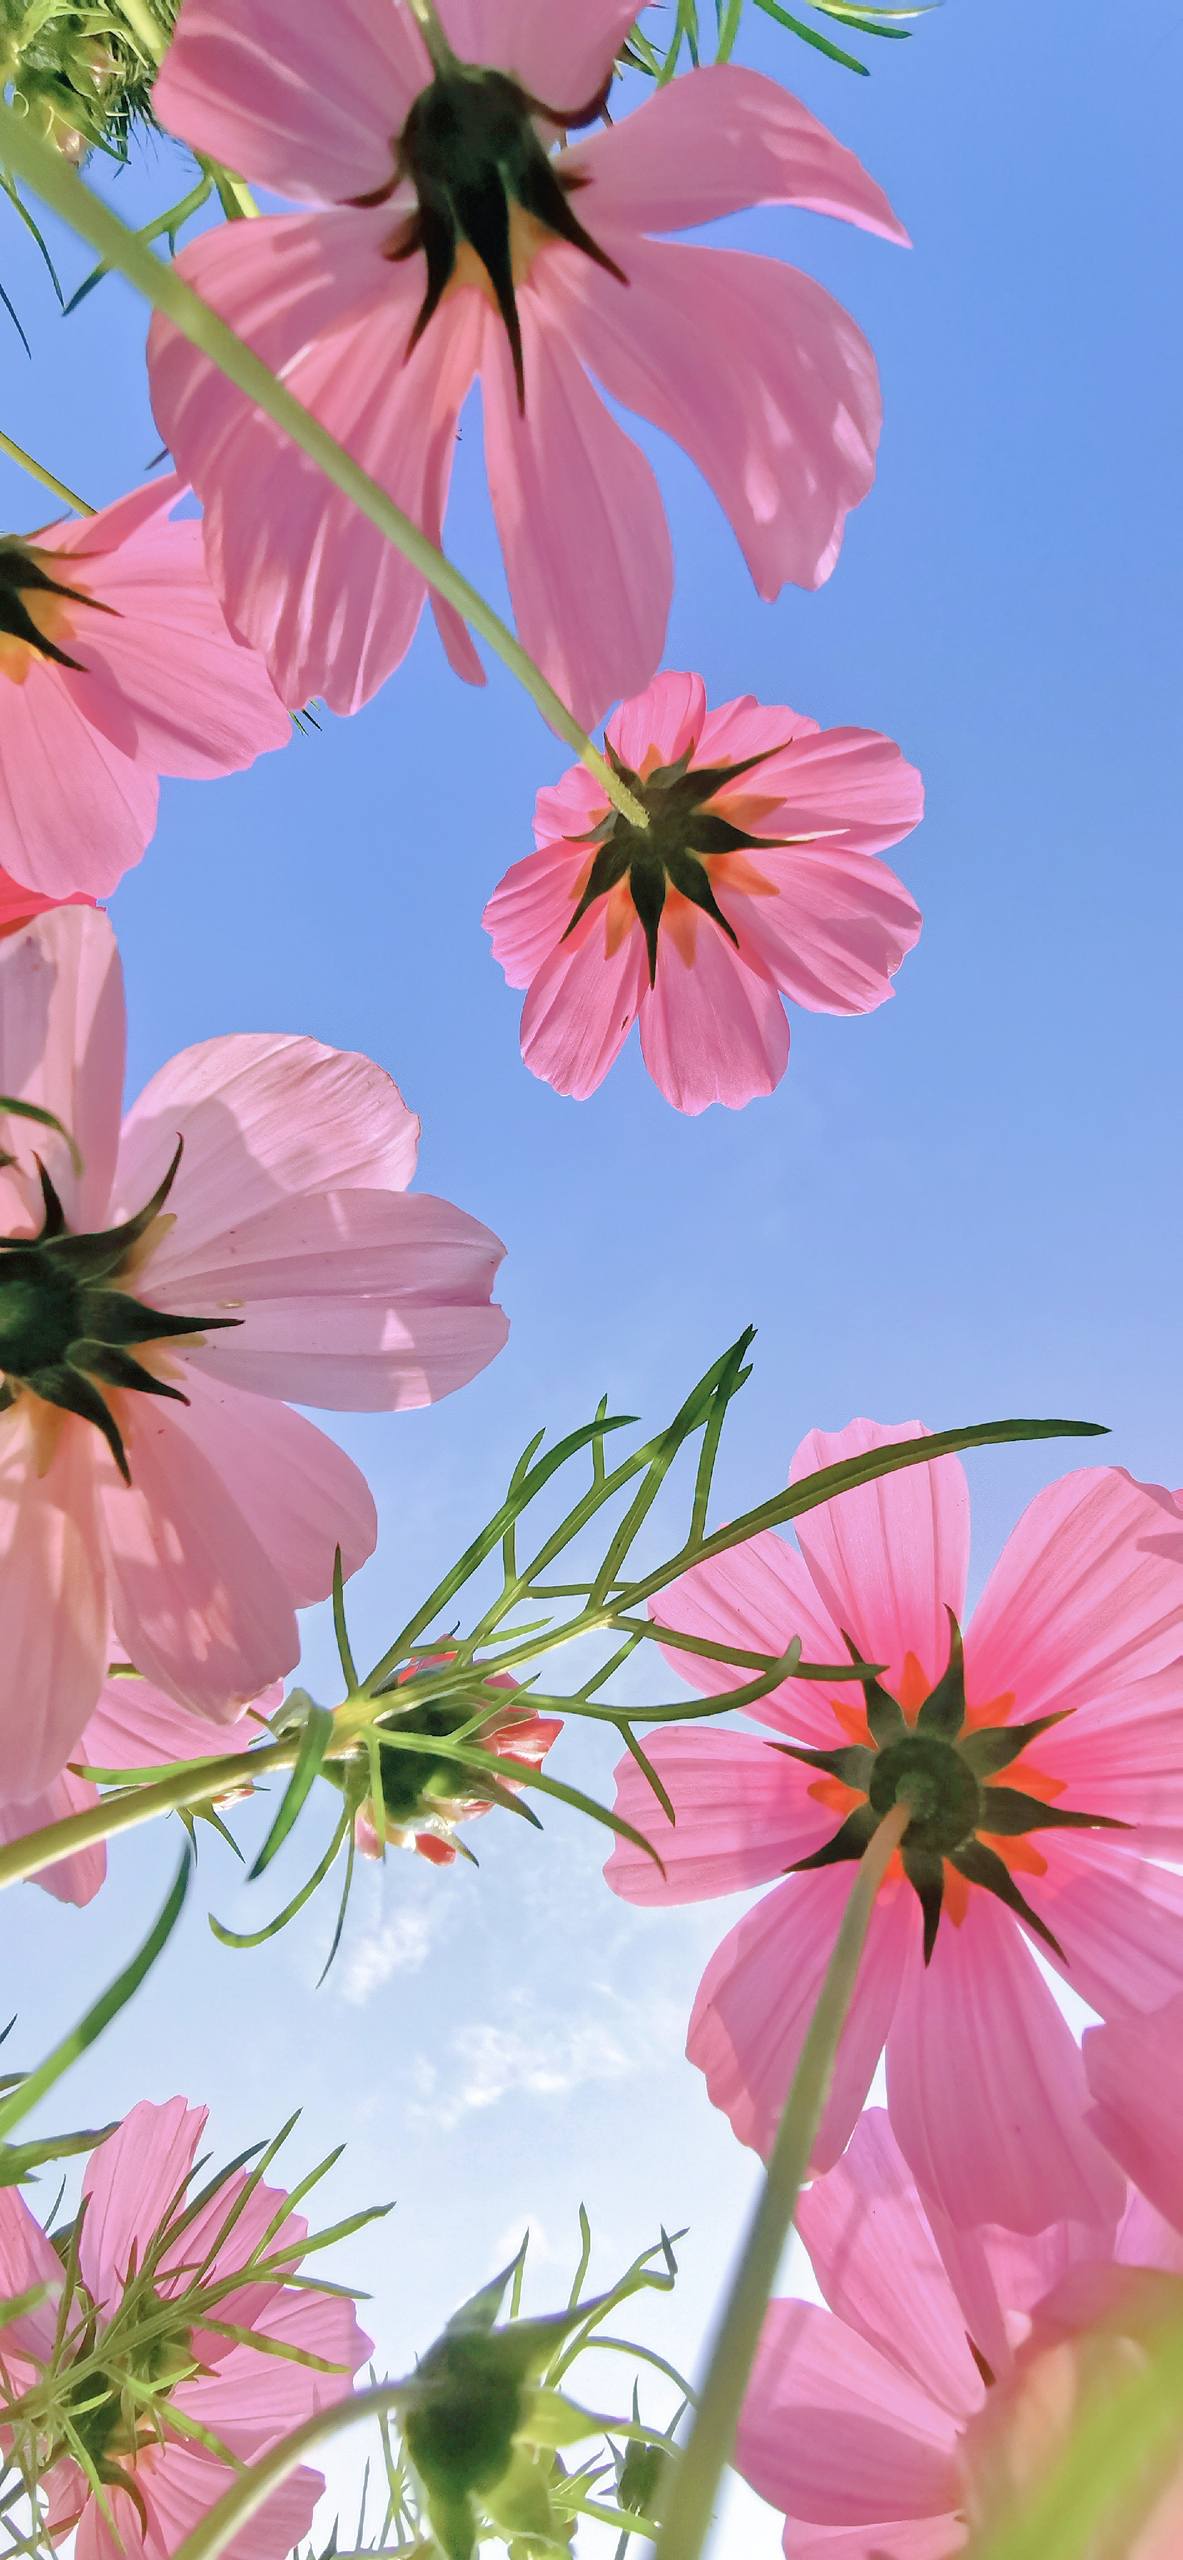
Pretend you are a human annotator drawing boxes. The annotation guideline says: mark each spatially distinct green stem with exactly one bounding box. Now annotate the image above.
[403,0,460,71]
[0,1737,300,1892]
[0,103,648,830]
[0,426,93,514]
[117,0,168,64]
[652,1803,910,2560]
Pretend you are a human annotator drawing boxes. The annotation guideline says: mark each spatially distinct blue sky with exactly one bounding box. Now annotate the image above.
[3,1,1181,2551]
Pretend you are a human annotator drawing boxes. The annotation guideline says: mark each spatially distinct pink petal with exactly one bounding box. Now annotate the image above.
[80,2097,206,2308]
[84,1673,271,1771]
[150,215,472,714]
[517,908,649,1099]
[697,693,818,768]
[604,1728,834,1905]
[778,2522,965,2560]
[553,236,882,596]
[1086,2001,1183,2233]
[1031,1668,1183,1849]
[645,1532,863,1746]
[0,658,158,901]
[0,905,124,1226]
[0,2184,64,2363]
[145,1189,507,1409]
[0,1416,108,1798]
[638,907,789,1112]
[798,2112,985,2418]
[607,671,708,773]
[789,1420,971,1695]
[441,0,637,107]
[747,723,926,860]
[1032,1834,1183,2020]
[0,870,92,935]
[886,1890,1123,2234]
[0,1764,104,1907]
[177,2288,370,2452]
[736,2297,961,2528]
[103,1373,376,1716]
[479,291,672,728]
[62,504,289,781]
[570,62,908,242]
[483,842,588,991]
[688,1869,912,2164]
[724,845,921,1016]
[155,0,428,203]
[116,1032,420,1261]
[964,1468,1183,1724]
[125,2442,324,2560]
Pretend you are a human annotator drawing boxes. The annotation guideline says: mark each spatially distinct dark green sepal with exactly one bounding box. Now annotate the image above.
[771,1740,876,1791]
[949,1838,1065,1962]
[45,1137,185,1281]
[842,1632,906,1744]
[75,1287,239,1352]
[915,1611,967,1737]
[78,1342,191,1409]
[902,1848,945,1966]
[959,1712,1071,1776]
[630,859,667,987]
[664,848,740,947]
[561,835,632,938]
[682,812,767,859]
[976,1785,1128,1839]
[32,1361,131,1482]
[790,1801,878,1872]
[0,546,97,674]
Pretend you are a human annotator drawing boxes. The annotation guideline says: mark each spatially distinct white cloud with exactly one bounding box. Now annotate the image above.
[341,1905,437,2006]
[414,1989,684,2131]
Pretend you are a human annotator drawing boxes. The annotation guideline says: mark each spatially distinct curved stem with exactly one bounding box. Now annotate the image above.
[404,0,460,72]
[0,104,649,829]
[0,426,93,515]
[652,1803,910,2560]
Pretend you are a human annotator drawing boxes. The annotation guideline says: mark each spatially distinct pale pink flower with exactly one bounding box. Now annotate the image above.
[0,2097,371,2560]
[483,670,923,1112]
[353,1658,562,1865]
[735,2108,1183,2560]
[0,904,508,1801]
[606,1420,1183,2232]
[0,1667,281,1907]
[0,475,288,903]
[147,0,906,725]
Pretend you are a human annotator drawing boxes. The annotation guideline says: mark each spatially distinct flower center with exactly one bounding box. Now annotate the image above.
[563,744,784,984]
[0,1147,239,1481]
[0,540,110,685]
[360,60,626,407]
[782,1613,1125,1962]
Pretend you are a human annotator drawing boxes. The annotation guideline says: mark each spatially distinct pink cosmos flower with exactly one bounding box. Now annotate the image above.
[0,904,508,1802]
[0,1668,280,1908]
[0,2097,371,2560]
[146,0,906,725]
[606,1419,1183,2232]
[0,475,288,903]
[352,1659,562,1866]
[483,670,923,1112]
[735,2108,1183,2559]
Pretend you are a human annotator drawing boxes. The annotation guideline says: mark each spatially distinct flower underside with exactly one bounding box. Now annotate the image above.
[357,62,626,408]
[563,740,785,985]
[0,540,112,674]
[777,1612,1125,1962]
[0,1146,239,1481]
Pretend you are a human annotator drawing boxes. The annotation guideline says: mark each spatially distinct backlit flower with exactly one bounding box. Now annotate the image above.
[351,1660,562,1866]
[0,2098,371,2560]
[0,475,288,902]
[0,904,508,1799]
[484,670,923,1111]
[606,1420,1183,2231]
[147,0,905,723]
[735,2109,1183,2559]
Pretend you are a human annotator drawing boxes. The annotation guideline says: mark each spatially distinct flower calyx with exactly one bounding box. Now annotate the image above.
[0,1144,240,1481]
[777,1611,1126,1963]
[563,742,783,985]
[364,60,625,408]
